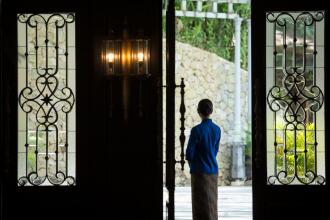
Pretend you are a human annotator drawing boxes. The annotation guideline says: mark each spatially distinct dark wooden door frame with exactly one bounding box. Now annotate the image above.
[252,1,330,219]
[0,0,4,218]
[165,0,176,220]
[0,1,89,219]
[0,0,163,219]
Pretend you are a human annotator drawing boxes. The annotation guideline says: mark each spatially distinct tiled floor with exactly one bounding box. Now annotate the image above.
[163,186,252,220]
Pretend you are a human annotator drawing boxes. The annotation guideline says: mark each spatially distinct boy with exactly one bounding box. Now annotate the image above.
[186,99,221,220]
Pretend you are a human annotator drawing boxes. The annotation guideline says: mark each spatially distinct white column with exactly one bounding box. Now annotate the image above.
[212,2,218,13]
[234,16,242,143]
[181,0,187,11]
[231,16,245,181]
[197,0,202,12]
[228,3,234,14]
[247,19,252,126]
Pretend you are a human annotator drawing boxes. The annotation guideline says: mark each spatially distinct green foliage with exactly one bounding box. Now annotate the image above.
[275,122,316,178]
[164,2,251,70]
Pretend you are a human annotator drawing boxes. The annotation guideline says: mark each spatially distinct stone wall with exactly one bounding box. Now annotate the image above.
[163,40,249,186]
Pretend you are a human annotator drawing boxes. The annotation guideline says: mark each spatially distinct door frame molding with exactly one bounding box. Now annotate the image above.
[252,1,330,219]
[165,0,176,220]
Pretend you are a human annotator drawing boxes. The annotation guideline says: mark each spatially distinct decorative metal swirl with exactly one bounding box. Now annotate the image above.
[266,11,325,185]
[17,13,75,186]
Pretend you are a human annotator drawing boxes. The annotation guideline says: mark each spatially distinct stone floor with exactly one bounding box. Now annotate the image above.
[163,186,252,220]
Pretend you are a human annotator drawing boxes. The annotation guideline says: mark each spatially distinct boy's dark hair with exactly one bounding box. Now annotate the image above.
[197,99,213,117]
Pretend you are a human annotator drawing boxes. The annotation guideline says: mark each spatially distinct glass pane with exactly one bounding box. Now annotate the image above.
[266,11,325,185]
[17,13,76,186]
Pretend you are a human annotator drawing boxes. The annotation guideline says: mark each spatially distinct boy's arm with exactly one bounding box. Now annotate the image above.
[214,128,221,155]
[186,128,197,164]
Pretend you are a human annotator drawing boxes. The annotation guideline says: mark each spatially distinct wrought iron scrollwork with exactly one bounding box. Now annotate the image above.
[17,13,75,186]
[266,12,325,185]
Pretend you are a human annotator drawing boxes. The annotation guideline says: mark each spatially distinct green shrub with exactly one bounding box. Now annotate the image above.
[275,122,316,179]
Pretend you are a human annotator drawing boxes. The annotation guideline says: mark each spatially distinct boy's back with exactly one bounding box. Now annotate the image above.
[186,118,221,174]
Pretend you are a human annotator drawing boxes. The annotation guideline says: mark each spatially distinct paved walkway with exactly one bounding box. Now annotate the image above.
[163,186,252,220]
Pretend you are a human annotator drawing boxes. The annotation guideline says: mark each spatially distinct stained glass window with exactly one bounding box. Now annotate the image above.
[266,11,325,185]
[17,13,76,186]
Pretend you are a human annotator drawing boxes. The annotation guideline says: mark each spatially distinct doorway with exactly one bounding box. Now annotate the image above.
[162,0,252,219]
[1,0,330,219]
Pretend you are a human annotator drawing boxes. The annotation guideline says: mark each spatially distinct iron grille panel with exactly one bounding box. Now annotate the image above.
[266,11,325,185]
[17,13,76,186]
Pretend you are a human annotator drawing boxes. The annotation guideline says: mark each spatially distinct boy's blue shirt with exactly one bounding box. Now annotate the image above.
[185,118,221,174]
